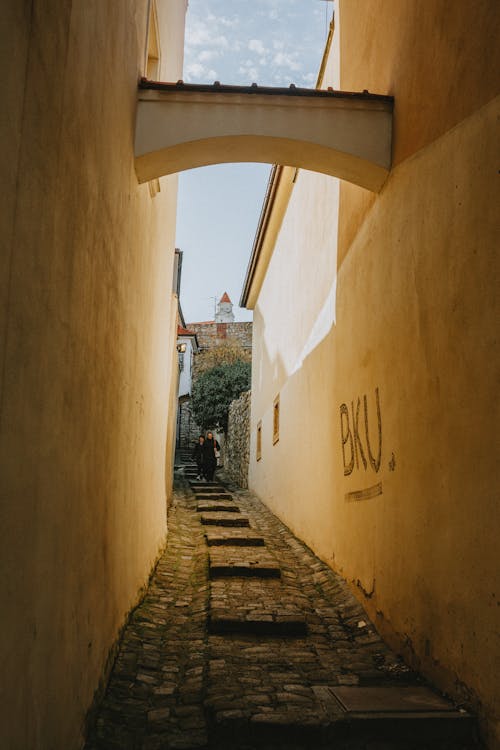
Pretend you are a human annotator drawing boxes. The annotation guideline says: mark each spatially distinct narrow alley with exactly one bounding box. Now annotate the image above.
[84,458,477,750]
[2,2,498,748]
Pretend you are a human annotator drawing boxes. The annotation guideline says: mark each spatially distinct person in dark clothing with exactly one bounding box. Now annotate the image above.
[192,435,205,480]
[202,431,220,481]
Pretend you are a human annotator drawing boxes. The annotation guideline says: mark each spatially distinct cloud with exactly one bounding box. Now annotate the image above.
[273,51,302,72]
[301,72,316,85]
[248,39,266,55]
[207,11,239,28]
[185,11,232,51]
[220,15,239,28]
[185,62,218,81]
[198,49,220,62]
[183,1,325,89]
[186,25,229,49]
[238,63,259,82]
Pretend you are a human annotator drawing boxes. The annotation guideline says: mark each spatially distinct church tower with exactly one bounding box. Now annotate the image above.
[215,292,235,323]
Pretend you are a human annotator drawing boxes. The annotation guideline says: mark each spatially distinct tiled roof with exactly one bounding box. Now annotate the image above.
[139,78,393,104]
[220,292,232,303]
[177,325,197,336]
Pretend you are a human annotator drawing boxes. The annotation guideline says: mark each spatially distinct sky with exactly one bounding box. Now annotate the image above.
[175,0,334,324]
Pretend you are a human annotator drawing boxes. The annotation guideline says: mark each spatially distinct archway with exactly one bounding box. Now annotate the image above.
[134,80,393,192]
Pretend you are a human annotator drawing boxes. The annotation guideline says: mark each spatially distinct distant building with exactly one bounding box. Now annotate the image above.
[188,292,252,353]
[177,293,252,447]
[215,291,235,322]
[176,324,199,447]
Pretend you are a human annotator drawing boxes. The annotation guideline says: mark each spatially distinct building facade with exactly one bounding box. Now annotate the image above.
[176,325,199,449]
[0,2,187,748]
[242,3,499,746]
[189,293,253,355]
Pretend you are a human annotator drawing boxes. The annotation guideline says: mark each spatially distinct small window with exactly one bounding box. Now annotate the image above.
[256,421,262,461]
[273,395,280,445]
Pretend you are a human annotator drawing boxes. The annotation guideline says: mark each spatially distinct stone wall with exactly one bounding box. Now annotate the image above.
[225,390,251,488]
[188,321,253,351]
[178,399,202,449]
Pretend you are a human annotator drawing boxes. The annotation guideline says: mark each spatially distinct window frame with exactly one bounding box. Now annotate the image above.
[273,394,280,445]
[256,420,262,461]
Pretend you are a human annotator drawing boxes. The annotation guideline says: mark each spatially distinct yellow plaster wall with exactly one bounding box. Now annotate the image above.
[333,97,499,742]
[249,5,499,746]
[0,2,186,747]
[337,0,500,260]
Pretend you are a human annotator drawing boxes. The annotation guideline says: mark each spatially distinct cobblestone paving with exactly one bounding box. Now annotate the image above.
[84,471,477,750]
[85,480,209,750]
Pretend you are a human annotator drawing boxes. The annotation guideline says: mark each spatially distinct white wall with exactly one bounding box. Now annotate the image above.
[178,337,195,397]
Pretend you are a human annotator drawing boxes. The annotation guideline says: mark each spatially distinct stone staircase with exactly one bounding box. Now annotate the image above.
[85,458,481,750]
[184,458,479,750]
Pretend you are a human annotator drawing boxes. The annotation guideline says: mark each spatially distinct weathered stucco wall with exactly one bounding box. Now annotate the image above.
[225,390,251,488]
[248,3,499,746]
[0,2,186,748]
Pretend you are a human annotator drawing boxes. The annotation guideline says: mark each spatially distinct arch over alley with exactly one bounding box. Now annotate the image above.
[134,80,394,192]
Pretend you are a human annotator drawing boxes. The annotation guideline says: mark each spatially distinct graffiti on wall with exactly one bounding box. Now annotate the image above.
[339,387,387,501]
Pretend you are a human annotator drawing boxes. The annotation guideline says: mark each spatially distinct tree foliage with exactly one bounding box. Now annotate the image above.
[191,360,251,432]
[194,341,251,377]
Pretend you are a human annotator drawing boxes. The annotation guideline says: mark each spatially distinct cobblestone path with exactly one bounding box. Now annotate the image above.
[84,470,477,750]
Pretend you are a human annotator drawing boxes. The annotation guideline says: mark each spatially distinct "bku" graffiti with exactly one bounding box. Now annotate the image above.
[340,388,382,476]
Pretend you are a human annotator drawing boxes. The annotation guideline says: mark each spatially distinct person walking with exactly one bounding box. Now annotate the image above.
[202,431,220,481]
[191,435,205,480]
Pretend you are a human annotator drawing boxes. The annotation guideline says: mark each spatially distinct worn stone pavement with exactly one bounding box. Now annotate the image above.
[84,468,478,750]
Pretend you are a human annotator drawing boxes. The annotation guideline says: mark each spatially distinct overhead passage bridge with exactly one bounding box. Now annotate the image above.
[134,80,394,193]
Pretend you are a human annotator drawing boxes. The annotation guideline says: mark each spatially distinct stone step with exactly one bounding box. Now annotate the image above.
[195,492,234,501]
[209,611,307,636]
[197,502,240,513]
[190,481,223,489]
[209,548,281,579]
[205,529,265,547]
[192,485,229,493]
[200,513,250,527]
[209,685,476,749]
[209,579,307,636]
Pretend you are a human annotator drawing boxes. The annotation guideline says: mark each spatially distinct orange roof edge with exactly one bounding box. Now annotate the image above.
[177,324,197,336]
